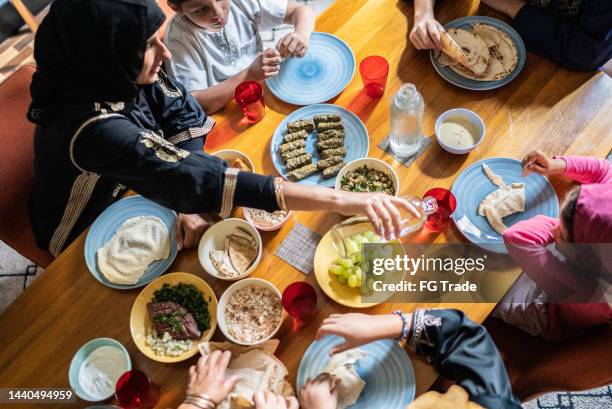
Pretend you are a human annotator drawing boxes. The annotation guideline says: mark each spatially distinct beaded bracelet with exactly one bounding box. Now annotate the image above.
[393,310,410,341]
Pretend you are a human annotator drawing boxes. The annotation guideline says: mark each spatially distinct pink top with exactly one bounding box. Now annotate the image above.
[503,156,612,340]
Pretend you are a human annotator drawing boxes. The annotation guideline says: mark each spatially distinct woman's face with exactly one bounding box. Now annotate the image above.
[135,30,171,85]
[172,0,231,32]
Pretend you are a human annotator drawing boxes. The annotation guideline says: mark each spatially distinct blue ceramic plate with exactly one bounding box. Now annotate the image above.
[271,104,369,187]
[68,338,131,402]
[451,158,558,253]
[297,335,415,408]
[430,16,526,90]
[84,195,177,289]
[267,32,355,105]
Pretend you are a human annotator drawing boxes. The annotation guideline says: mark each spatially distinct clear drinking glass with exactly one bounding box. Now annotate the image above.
[389,83,424,157]
[331,195,437,258]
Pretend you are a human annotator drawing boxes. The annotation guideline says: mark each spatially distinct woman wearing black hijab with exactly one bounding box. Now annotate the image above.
[28,0,414,256]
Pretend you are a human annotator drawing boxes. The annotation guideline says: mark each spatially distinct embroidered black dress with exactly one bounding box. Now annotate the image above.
[408,309,522,409]
[27,0,278,256]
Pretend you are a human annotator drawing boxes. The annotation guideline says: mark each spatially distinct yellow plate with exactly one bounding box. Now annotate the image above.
[130,272,218,363]
[314,222,405,308]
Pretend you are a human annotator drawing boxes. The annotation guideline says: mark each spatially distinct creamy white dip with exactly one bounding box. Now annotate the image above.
[438,119,478,149]
[78,346,128,400]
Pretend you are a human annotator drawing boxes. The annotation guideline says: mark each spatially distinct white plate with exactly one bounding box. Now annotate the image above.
[197,218,262,281]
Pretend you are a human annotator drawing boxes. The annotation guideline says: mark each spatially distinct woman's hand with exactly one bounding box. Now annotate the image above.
[521,150,566,176]
[276,31,309,58]
[316,313,405,355]
[253,391,299,409]
[176,213,213,250]
[410,14,444,50]
[335,192,420,240]
[299,373,340,409]
[185,351,240,404]
[248,48,281,80]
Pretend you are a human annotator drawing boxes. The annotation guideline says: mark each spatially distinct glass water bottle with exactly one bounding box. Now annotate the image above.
[330,195,438,258]
[389,83,424,157]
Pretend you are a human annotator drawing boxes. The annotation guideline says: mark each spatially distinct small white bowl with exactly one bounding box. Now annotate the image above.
[211,149,255,172]
[334,158,400,196]
[243,208,293,231]
[434,108,485,155]
[217,278,283,345]
[68,338,131,402]
[198,218,262,281]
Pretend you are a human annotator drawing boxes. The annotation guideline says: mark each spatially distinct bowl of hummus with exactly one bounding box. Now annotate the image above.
[435,108,485,154]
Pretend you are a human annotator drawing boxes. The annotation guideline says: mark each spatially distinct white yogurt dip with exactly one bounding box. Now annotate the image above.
[78,346,128,400]
[438,118,479,150]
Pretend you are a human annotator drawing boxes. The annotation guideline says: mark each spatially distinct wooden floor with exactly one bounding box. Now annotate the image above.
[0,6,47,84]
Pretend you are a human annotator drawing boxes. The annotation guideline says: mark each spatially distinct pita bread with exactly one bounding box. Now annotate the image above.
[438,28,490,75]
[440,31,486,75]
[322,349,367,409]
[478,164,525,234]
[209,227,258,277]
[439,24,518,81]
[197,341,294,409]
[472,23,518,73]
[97,215,170,284]
[209,249,240,277]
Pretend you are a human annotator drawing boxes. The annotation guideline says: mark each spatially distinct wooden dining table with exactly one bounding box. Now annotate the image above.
[1,0,610,407]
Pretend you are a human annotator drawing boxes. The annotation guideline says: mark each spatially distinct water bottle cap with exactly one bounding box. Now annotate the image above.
[395,83,418,105]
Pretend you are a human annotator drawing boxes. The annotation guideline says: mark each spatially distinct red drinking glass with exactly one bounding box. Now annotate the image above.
[115,370,159,408]
[423,188,457,232]
[282,282,317,323]
[234,80,266,123]
[359,56,389,98]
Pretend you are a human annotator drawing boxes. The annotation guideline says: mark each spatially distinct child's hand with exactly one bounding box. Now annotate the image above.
[248,48,281,81]
[521,150,567,176]
[299,373,340,409]
[316,313,405,355]
[410,15,444,50]
[276,31,309,58]
[253,391,298,409]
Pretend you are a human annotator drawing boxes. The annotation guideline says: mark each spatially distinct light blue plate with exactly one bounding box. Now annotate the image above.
[69,338,131,402]
[451,158,558,253]
[430,16,526,91]
[297,335,415,408]
[271,104,369,187]
[267,32,355,105]
[84,195,177,289]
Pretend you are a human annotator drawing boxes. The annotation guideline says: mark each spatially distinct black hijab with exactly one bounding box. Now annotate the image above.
[28,0,165,124]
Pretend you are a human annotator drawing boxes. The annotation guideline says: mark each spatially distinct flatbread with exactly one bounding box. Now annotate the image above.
[97,216,170,284]
[209,227,258,277]
[478,164,525,234]
[440,30,486,75]
[322,349,366,409]
[209,249,240,277]
[197,341,294,409]
[472,23,518,74]
[440,24,518,81]
[438,28,490,75]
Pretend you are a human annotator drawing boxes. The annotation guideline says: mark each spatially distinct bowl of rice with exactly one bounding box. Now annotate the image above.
[243,208,292,231]
[217,278,283,345]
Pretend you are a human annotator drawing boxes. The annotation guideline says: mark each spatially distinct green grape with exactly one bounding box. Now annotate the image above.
[337,258,352,268]
[338,275,348,284]
[348,274,358,288]
[329,265,343,275]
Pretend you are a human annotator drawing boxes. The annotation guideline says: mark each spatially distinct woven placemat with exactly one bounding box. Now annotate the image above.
[377,136,433,167]
[275,223,321,275]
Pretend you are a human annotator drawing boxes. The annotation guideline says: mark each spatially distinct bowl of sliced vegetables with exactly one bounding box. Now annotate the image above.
[335,158,399,196]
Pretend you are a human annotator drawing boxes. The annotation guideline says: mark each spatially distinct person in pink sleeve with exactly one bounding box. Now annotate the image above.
[493,150,612,341]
